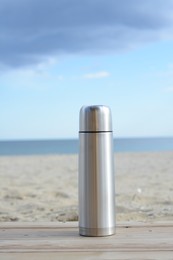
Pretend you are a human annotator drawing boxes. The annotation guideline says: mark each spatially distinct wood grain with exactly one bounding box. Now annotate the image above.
[0,222,172,259]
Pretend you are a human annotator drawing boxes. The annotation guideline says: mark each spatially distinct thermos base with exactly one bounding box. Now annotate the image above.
[79,226,115,237]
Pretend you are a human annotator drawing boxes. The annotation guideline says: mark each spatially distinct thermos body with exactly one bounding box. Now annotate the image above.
[79,105,115,237]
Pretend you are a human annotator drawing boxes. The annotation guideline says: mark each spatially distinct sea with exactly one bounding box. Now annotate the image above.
[0,137,173,156]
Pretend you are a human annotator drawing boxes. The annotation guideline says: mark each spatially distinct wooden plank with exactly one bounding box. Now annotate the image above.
[0,222,173,259]
[1,252,173,260]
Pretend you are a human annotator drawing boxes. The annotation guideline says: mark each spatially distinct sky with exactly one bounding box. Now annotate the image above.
[1,0,173,140]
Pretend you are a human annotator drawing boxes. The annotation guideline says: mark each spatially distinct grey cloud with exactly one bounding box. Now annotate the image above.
[0,0,173,68]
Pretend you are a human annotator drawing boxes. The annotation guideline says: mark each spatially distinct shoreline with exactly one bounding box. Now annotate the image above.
[0,151,173,222]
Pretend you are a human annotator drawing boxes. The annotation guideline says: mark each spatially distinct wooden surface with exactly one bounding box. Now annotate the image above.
[0,222,173,259]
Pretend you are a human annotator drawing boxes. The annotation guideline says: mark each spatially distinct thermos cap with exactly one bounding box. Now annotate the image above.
[79,105,112,132]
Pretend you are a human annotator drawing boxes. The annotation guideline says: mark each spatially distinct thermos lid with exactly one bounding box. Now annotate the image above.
[79,105,112,132]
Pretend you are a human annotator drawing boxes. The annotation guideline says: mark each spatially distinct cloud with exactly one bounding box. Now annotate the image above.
[164,87,173,93]
[84,71,110,79]
[0,0,173,68]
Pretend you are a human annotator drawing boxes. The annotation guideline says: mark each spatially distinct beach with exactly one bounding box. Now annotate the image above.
[0,152,173,222]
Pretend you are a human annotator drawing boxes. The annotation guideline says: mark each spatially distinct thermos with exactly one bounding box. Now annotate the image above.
[79,105,115,236]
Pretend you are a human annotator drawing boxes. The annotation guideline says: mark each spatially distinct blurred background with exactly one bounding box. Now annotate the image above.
[0,0,173,145]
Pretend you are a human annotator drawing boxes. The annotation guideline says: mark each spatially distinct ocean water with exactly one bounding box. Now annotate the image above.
[0,137,173,156]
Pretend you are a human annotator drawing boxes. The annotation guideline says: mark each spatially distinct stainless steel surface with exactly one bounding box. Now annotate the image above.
[79,105,115,237]
[79,226,115,237]
[80,105,112,132]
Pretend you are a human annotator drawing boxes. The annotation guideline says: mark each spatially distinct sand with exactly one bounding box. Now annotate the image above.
[0,152,173,222]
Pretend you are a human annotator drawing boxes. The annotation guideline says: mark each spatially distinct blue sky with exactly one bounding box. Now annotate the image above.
[1,0,173,140]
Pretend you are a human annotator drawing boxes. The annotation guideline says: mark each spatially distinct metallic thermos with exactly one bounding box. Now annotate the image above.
[79,105,115,236]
